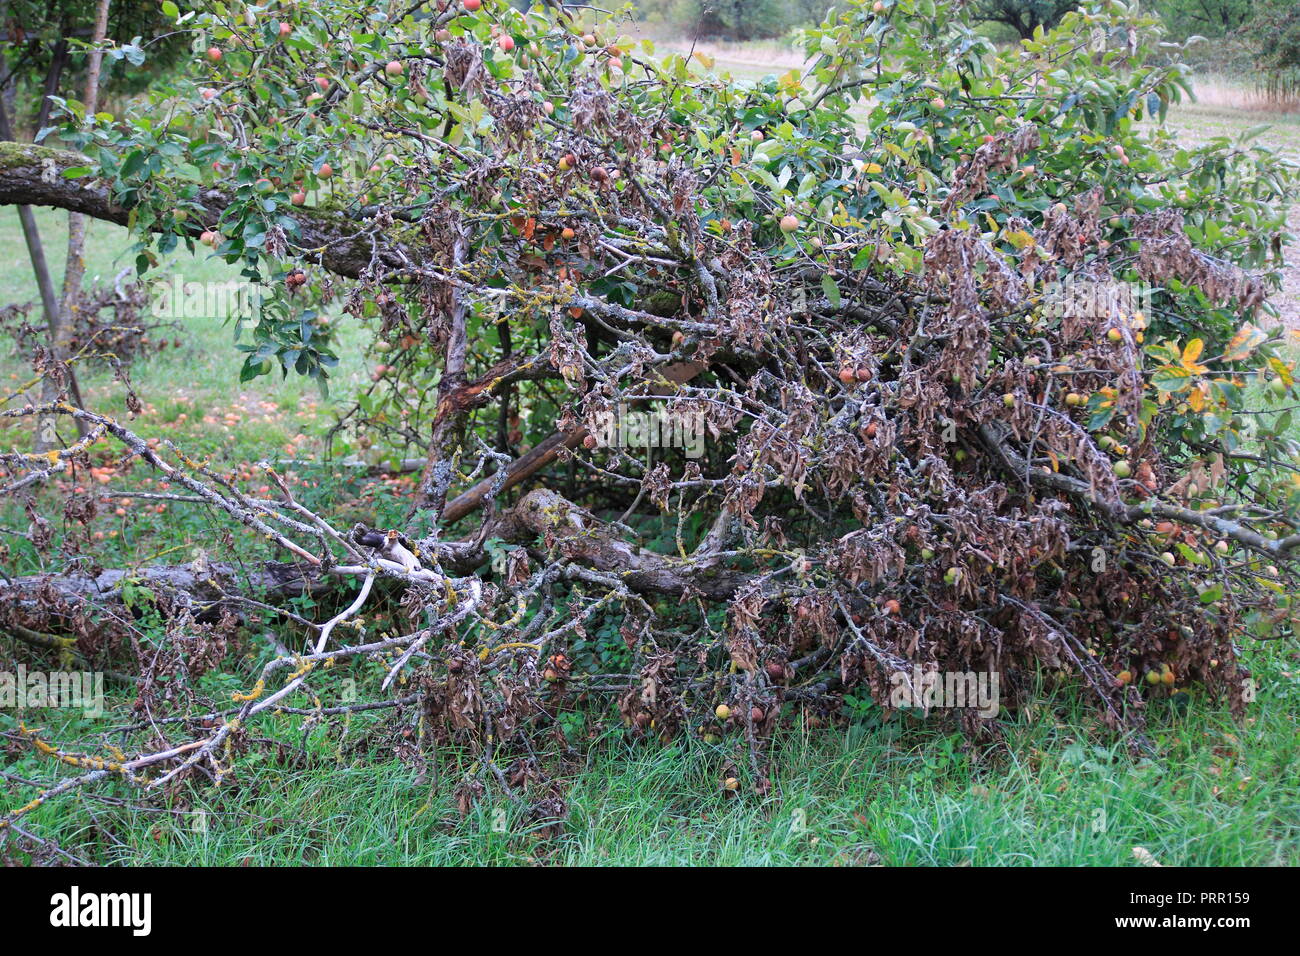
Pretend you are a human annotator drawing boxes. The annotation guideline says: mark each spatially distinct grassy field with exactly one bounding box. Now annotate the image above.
[0,213,371,472]
[7,672,1299,865]
[2,70,1299,866]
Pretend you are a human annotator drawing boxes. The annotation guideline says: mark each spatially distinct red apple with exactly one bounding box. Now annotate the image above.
[385,60,403,76]
[463,0,481,10]
[206,46,223,63]
[497,35,514,53]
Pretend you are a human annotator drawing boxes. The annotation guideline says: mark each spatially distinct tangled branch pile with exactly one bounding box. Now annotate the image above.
[1,0,1298,828]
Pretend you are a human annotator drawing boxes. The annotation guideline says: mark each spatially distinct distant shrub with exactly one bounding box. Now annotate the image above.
[1153,0,1254,41]
[632,0,833,40]
[1247,1,1300,100]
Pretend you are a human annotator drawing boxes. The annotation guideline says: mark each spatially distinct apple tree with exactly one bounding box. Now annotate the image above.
[0,0,1297,820]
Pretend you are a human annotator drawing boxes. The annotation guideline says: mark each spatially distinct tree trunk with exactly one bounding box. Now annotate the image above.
[0,37,76,451]
[0,561,331,635]
[44,2,111,445]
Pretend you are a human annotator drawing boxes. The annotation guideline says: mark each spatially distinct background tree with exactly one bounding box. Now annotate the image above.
[1,0,186,136]
[633,0,816,41]
[1152,0,1255,40]
[969,0,1080,39]
[39,0,111,452]
[1,0,185,450]
[1243,0,1300,98]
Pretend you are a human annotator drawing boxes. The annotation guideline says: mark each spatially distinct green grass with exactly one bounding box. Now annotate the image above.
[0,207,370,462]
[7,656,1299,865]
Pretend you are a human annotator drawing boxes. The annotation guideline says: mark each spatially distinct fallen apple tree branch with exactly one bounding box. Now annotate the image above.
[979,423,1300,559]
[435,360,709,524]
[2,1,1297,842]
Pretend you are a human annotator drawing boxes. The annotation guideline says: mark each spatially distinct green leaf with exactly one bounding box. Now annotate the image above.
[821,273,841,308]
[120,150,146,179]
[1151,365,1192,394]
